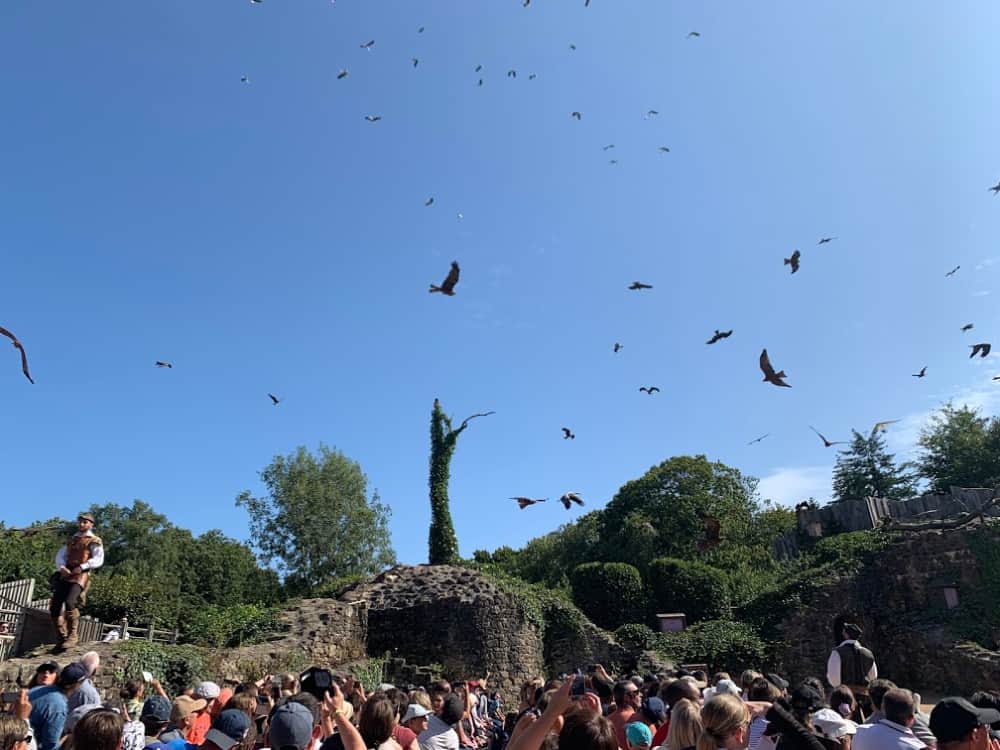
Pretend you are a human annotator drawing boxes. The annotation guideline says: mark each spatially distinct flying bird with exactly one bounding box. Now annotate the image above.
[154,361,173,369]
[810,426,846,448]
[946,266,960,277]
[971,343,992,358]
[571,111,582,120]
[560,492,585,509]
[561,427,575,440]
[962,323,974,332]
[639,386,660,394]
[0,326,34,384]
[608,159,618,165]
[475,64,482,72]
[425,197,434,206]
[337,69,349,79]
[240,75,249,84]
[990,181,1000,195]
[360,40,375,50]
[412,58,419,68]
[584,0,591,5]
[912,367,927,378]
[250,0,262,4]
[784,250,801,274]
[628,281,652,290]
[512,496,545,509]
[658,146,671,153]
[478,79,483,87]
[759,349,791,388]
[818,237,837,245]
[417,26,425,33]
[871,419,899,436]
[569,44,577,51]
[613,342,623,353]
[747,434,769,445]
[603,144,615,151]
[522,0,530,6]
[528,73,536,80]
[364,115,381,122]
[697,514,721,551]
[507,69,516,78]
[687,31,701,38]
[645,110,659,118]
[706,329,733,345]
[268,393,280,405]
[429,261,460,296]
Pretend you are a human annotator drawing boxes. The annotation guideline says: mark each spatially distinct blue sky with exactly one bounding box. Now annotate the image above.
[2,1,999,567]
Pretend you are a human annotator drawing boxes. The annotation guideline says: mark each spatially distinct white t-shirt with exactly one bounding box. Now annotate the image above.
[419,715,459,750]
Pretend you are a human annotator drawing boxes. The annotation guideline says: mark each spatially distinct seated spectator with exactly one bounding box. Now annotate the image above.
[402,705,432,742]
[359,695,403,750]
[929,697,1000,750]
[0,716,32,750]
[200,709,251,750]
[853,690,923,750]
[698,695,751,750]
[628,723,654,750]
[28,663,60,690]
[29,663,88,750]
[420,694,465,750]
[664,699,702,750]
[69,708,124,750]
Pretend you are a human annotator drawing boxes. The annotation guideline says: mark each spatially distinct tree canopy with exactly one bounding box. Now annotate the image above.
[832,430,917,502]
[236,444,396,592]
[917,404,1000,493]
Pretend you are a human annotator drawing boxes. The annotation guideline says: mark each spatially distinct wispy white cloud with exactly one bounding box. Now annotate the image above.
[972,290,991,297]
[759,465,832,506]
[975,257,1000,271]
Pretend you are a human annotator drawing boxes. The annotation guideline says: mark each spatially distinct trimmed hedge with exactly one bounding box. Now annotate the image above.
[647,557,729,624]
[570,562,645,630]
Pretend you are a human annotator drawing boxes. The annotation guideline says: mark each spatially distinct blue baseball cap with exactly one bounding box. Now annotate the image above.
[205,709,251,750]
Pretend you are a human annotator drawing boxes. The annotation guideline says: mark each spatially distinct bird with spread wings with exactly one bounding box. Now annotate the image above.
[760,349,791,388]
[0,326,34,384]
[810,426,847,448]
[511,496,546,509]
[560,492,585,509]
[429,261,460,296]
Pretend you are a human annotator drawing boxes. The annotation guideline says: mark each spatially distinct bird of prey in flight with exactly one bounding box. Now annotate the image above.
[962,323,974,332]
[155,361,173,369]
[0,326,33,384]
[990,181,1000,195]
[268,393,280,405]
[337,69,349,79]
[970,343,992,358]
[613,342,623,353]
[639,386,660,394]
[562,427,575,440]
[818,237,837,245]
[912,367,926,378]
[946,266,960,277]
[658,146,671,153]
[360,40,375,50]
[784,250,800,274]
[687,31,701,38]
[571,112,582,120]
[364,115,381,122]
[747,434,768,445]
[871,419,900,436]
[628,281,652,290]
[429,261,460,296]
[425,197,434,206]
[810,426,846,447]
[560,492,585,509]
[512,496,545,509]
[760,349,791,388]
[706,330,732,345]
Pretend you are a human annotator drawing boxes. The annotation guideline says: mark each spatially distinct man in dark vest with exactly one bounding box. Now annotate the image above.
[50,512,104,651]
[827,623,877,716]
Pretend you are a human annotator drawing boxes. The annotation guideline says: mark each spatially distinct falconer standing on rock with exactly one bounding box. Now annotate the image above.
[50,512,104,652]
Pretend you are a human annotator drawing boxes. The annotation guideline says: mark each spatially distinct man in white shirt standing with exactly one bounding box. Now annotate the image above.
[828,623,877,710]
[51,513,104,652]
[853,689,925,750]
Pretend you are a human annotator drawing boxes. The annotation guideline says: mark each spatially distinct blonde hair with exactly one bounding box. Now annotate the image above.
[667,699,703,750]
[697,695,749,750]
[409,689,432,711]
[739,671,761,691]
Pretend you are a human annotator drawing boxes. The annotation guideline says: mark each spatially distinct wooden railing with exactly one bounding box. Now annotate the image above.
[98,618,179,645]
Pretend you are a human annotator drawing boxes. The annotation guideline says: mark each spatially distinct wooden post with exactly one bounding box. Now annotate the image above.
[172,627,179,645]
[121,617,129,641]
[148,618,155,641]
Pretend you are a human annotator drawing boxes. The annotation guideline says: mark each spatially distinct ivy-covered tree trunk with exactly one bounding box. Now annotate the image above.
[428,399,493,565]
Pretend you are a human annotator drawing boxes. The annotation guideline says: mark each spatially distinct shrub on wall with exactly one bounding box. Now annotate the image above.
[646,557,729,624]
[570,562,646,630]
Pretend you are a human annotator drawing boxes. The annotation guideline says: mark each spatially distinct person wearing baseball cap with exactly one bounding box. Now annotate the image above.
[189,682,230,746]
[27,664,88,750]
[139,695,172,746]
[158,695,208,749]
[28,662,60,689]
[201,709,252,750]
[930,698,1000,750]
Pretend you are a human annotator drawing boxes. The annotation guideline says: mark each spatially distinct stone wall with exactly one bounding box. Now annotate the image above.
[773,524,1000,693]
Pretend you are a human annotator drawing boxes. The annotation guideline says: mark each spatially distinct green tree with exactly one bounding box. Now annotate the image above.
[428,400,493,565]
[832,430,918,501]
[569,562,645,630]
[0,518,66,596]
[917,404,1000,492]
[601,455,761,571]
[647,557,730,624]
[237,445,395,591]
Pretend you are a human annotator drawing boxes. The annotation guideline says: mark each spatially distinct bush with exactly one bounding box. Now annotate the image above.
[614,623,661,653]
[646,557,729,624]
[85,574,177,626]
[660,620,767,673]
[116,641,210,696]
[181,604,280,648]
[570,562,645,630]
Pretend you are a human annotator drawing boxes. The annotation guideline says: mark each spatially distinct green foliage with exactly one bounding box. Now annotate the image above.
[311,573,367,599]
[570,562,645,630]
[647,557,730,624]
[832,430,918,502]
[613,623,661,653]
[947,528,1000,648]
[352,654,388,691]
[116,641,211,696]
[0,517,69,597]
[660,620,768,672]
[917,404,1000,493]
[429,401,494,565]
[86,574,178,625]
[181,604,280,648]
[237,444,396,591]
[473,563,588,640]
